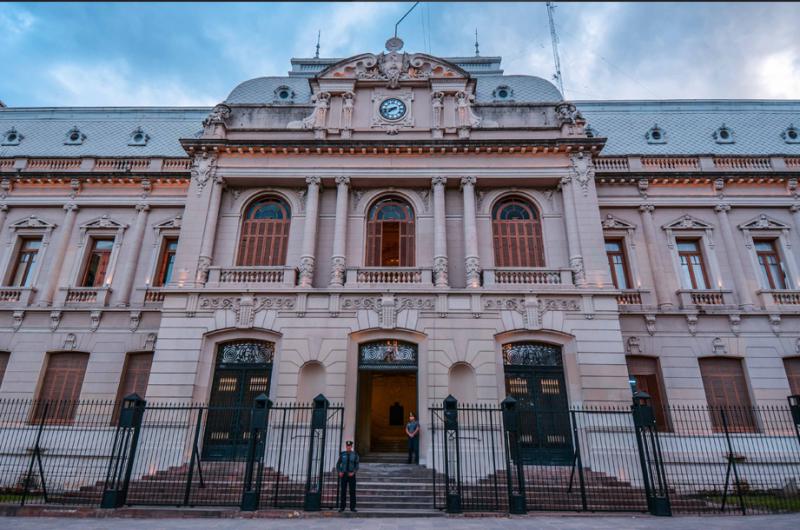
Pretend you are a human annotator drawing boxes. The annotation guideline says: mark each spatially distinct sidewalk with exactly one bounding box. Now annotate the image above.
[2,514,799,530]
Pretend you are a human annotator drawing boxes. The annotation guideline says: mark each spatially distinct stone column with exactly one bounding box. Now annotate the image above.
[715,203,754,309]
[329,176,350,287]
[639,204,673,309]
[0,204,8,234]
[116,203,149,307]
[38,203,78,306]
[197,177,223,285]
[432,177,449,287]
[461,176,481,288]
[299,176,321,288]
[560,176,586,286]
[792,204,800,234]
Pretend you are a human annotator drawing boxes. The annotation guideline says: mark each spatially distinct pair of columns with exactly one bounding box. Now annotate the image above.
[295,176,482,288]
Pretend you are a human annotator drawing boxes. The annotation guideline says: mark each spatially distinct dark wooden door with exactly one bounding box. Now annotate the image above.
[505,366,572,465]
[203,365,271,460]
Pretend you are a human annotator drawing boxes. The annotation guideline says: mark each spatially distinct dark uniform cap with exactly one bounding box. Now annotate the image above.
[345,440,353,446]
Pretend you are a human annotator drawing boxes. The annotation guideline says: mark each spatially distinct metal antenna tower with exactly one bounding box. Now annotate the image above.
[546,2,565,97]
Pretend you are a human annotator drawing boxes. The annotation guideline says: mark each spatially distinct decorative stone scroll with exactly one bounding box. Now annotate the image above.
[358,339,417,369]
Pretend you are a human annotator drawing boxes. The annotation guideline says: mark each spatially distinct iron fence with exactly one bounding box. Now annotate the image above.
[0,395,344,510]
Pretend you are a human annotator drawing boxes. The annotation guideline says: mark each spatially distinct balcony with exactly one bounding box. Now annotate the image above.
[677,289,734,309]
[62,287,111,306]
[757,289,800,309]
[616,289,652,307]
[482,268,572,288]
[0,287,35,306]
[346,267,432,287]
[144,288,166,305]
[206,266,297,288]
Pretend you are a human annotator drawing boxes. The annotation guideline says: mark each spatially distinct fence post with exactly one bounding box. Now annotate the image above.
[719,408,746,515]
[500,396,526,514]
[101,393,146,509]
[242,393,272,511]
[631,392,671,516]
[303,394,329,511]
[789,395,800,448]
[442,395,462,514]
[21,402,49,506]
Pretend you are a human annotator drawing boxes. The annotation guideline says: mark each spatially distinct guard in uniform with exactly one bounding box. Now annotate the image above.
[337,440,360,512]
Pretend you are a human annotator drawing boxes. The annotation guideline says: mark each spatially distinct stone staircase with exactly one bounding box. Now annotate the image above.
[350,460,439,512]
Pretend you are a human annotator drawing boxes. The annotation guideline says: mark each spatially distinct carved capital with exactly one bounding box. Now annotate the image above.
[334,176,350,187]
[432,176,447,187]
[433,256,449,287]
[714,203,731,213]
[329,256,346,287]
[63,203,79,213]
[790,203,800,213]
[460,176,477,188]
[639,203,655,214]
[0,204,7,212]
[298,255,315,287]
[305,176,322,187]
[135,203,150,212]
[465,256,481,288]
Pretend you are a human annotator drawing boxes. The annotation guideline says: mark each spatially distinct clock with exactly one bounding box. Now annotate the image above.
[379,98,407,121]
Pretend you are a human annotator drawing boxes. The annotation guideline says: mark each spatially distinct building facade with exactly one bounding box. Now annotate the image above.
[1,40,799,465]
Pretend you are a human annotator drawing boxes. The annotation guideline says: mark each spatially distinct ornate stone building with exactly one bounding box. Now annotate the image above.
[0,40,798,463]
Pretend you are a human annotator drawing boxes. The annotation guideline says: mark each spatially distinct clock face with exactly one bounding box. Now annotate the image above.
[379,98,407,121]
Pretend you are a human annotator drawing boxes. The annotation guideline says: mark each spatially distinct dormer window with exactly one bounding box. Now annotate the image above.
[782,125,800,144]
[713,124,735,144]
[645,124,666,144]
[273,86,295,103]
[492,85,513,101]
[584,125,597,138]
[64,126,86,145]
[1,127,23,146]
[128,127,150,146]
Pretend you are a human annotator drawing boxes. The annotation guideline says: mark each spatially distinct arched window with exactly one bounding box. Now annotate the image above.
[492,197,544,267]
[449,362,477,403]
[237,196,291,266]
[366,196,415,267]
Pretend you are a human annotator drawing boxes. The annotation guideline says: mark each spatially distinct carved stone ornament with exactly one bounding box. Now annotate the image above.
[145,333,157,351]
[483,297,580,314]
[431,91,444,135]
[288,92,330,133]
[686,313,698,336]
[80,214,127,231]
[11,310,24,332]
[190,152,217,196]
[663,214,713,231]
[601,214,636,230]
[90,310,102,332]
[433,256,449,287]
[329,256,346,287]
[729,313,741,336]
[712,337,726,355]
[644,314,656,336]
[50,310,62,331]
[341,297,380,311]
[341,91,355,136]
[769,313,781,335]
[569,256,586,285]
[569,152,595,196]
[555,102,580,124]
[198,296,295,311]
[129,311,141,332]
[626,336,642,355]
[196,255,211,284]
[202,104,231,128]
[9,215,56,231]
[465,256,482,287]
[153,214,182,231]
[738,214,790,231]
[397,297,435,311]
[298,256,315,287]
[455,91,482,137]
[63,333,77,351]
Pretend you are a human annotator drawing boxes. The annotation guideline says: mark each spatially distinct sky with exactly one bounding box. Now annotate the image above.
[1,2,799,107]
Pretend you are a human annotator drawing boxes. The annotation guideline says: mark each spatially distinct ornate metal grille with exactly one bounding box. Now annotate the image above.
[218,341,275,365]
[359,340,417,369]
[502,342,561,367]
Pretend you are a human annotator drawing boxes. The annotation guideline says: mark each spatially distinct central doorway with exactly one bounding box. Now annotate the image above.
[356,340,418,455]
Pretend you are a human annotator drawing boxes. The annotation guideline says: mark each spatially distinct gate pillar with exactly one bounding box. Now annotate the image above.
[101,394,146,509]
[632,392,672,516]
[442,395,462,513]
[241,394,272,511]
[304,394,330,511]
[501,396,527,514]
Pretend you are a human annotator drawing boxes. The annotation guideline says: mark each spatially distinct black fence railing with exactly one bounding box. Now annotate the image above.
[0,394,344,511]
[430,395,800,516]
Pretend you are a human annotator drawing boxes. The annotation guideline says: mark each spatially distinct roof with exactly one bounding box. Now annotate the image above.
[0,107,209,158]
[288,55,503,77]
[576,100,800,156]
[225,77,312,105]
[475,75,563,103]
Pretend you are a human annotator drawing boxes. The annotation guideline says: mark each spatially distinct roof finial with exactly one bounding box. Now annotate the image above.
[474,28,480,57]
[314,30,321,59]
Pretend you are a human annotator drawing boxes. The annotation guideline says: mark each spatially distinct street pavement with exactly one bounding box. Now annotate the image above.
[1,514,799,530]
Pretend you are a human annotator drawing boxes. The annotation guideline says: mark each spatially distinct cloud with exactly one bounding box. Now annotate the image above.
[0,8,35,41]
[45,61,219,106]
[755,50,800,100]
[296,3,398,57]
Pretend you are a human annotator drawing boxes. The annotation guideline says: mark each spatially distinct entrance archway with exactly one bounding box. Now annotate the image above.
[203,340,274,460]
[502,341,572,465]
[356,340,418,455]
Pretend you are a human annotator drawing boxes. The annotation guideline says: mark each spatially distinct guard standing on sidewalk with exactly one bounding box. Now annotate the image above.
[337,440,360,512]
[405,412,420,464]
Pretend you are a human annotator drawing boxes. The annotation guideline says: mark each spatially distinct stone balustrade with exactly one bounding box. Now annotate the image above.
[346,267,432,287]
[26,158,82,171]
[594,157,629,171]
[206,266,297,287]
[713,157,772,170]
[641,157,700,171]
[144,288,166,304]
[677,289,733,309]
[0,287,35,306]
[63,287,110,306]
[616,289,644,306]
[757,289,800,308]
[483,268,571,287]
[95,158,150,171]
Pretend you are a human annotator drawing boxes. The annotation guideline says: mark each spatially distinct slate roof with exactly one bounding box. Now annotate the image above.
[0,107,209,158]
[576,100,800,156]
[225,77,313,105]
[475,75,563,103]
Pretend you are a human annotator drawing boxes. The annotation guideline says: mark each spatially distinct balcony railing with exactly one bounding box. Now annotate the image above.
[757,289,800,308]
[616,289,643,305]
[346,267,432,287]
[483,268,572,287]
[0,287,35,306]
[144,288,166,304]
[677,289,733,309]
[206,266,297,287]
[62,287,111,306]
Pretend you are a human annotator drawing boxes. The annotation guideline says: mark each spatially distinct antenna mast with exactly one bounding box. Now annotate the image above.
[546,2,565,97]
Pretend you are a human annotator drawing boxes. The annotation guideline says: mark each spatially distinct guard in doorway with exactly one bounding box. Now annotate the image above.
[337,440,360,512]
[405,412,420,464]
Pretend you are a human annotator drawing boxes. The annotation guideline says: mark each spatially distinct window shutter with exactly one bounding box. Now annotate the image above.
[117,352,154,400]
[366,218,381,266]
[698,357,755,432]
[35,353,89,422]
[626,355,669,430]
[784,357,800,396]
[399,219,415,266]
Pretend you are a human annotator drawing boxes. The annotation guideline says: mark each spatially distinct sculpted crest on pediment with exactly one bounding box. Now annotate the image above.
[318,51,468,87]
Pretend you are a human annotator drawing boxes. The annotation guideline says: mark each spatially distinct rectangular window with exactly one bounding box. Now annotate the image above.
[33,352,89,423]
[605,239,631,289]
[0,352,9,389]
[153,238,178,287]
[784,357,800,396]
[81,238,114,287]
[698,357,756,433]
[754,239,787,289]
[677,239,709,289]
[626,355,669,431]
[10,238,42,287]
